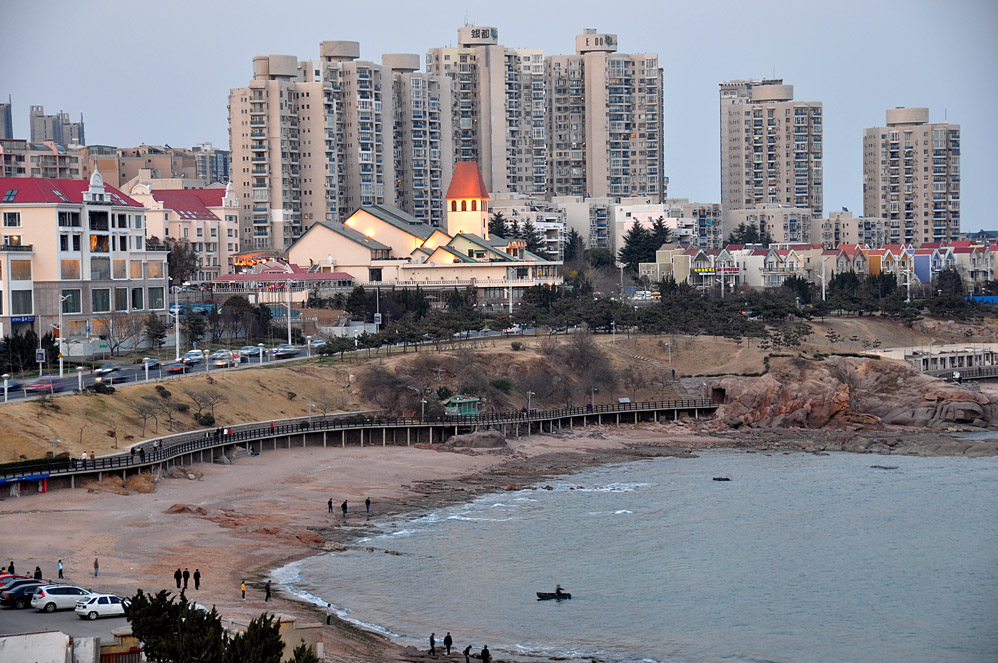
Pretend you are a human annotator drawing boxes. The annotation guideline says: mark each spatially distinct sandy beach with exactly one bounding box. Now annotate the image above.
[3,421,995,662]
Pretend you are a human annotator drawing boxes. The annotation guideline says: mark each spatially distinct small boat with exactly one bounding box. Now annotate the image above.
[536,591,571,600]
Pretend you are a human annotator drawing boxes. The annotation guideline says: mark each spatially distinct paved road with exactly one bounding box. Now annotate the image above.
[0,604,127,641]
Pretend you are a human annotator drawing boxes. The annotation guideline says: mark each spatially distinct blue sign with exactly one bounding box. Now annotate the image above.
[374,313,382,324]
[11,316,35,323]
[35,349,46,363]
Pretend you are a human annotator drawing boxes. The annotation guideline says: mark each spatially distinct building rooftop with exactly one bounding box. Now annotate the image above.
[0,177,141,206]
[445,161,490,200]
[152,190,221,221]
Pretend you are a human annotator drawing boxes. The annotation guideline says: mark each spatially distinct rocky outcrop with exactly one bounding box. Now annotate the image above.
[712,356,998,429]
[443,430,506,448]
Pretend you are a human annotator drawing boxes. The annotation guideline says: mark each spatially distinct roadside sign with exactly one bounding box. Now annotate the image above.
[374,313,382,324]
[35,349,46,363]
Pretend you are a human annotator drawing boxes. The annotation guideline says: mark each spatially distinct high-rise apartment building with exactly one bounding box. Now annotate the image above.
[426,27,547,197]
[192,142,231,185]
[863,108,960,245]
[547,30,664,200]
[719,79,822,227]
[29,105,85,146]
[0,97,12,140]
[230,44,453,251]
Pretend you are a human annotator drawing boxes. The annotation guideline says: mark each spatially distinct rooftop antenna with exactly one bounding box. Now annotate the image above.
[464,11,470,26]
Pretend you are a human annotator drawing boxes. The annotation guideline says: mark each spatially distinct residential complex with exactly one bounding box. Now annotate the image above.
[719,79,823,227]
[0,139,83,179]
[863,107,960,246]
[192,142,232,185]
[0,173,168,356]
[29,106,85,147]
[0,98,11,140]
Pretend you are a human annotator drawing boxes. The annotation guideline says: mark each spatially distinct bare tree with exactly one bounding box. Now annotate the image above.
[95,312,144,356]
[183,387,229,420]
[154,397,180,432]
[358,366,410,415]
[130,401,159,436]
[623,368,648,401]
[312,389,342,416]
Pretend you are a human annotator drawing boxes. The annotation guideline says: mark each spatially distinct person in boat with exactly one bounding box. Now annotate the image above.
[555,584,565,596]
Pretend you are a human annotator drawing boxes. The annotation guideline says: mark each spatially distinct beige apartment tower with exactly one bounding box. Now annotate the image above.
[863,108,960,246]
[546,30,664,200]
[426,27,547,196]
[720,79,823,229]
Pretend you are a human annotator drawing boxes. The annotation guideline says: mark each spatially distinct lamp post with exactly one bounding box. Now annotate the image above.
[143,357,150,382]
[617,262,628,295]
[2,374,8,403]
[171,285,182,361]
[526,390,535,412]
[611,320,617,344]
[51,437,60,459]
[420,398,427,419]
[258,343,265,365]
[590,386,598,406]
[308,402,314,425]
[285,280,293,346]
[665,341,672,365]
[76,366,84,392]
[57,294,70,377]
[821,257,829,302]
[306,335,312,358]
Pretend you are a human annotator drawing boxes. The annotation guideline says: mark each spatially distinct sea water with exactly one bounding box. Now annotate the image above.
[275,451,998,663]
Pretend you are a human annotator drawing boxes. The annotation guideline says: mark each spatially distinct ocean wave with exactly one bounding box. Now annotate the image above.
[560,481,650,493]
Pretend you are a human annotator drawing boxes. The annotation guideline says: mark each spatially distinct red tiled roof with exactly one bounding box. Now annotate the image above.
[952,247,973,254]
[152,190,220,221]
[214,271,355,283]
[920,242,942,249]
[914,248,936,255]
[951,241,973,248]
[192,189,226,207]
[0,177,142,206]
[445,162,490,200]
[821,249,840,256]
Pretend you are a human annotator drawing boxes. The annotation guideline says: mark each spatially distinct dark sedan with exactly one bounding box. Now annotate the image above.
[0,581,47,609]
[25,377,64,393]
[163,362,189,374]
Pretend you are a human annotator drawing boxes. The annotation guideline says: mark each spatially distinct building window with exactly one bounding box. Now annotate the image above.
[130,260,143,279]
[147,261,165,279]
[114,287,128,311]
[90,257,111,280]
[3,234,22,246]
[89,235,109,253]
[60,260,81,280]
[10,289,32,315]
[451,201,457,212]
[9,260,31,280]
[2,212,20,227]
[61,289,82,314]
[113,260,127,279]
[134,235,143,250]
[92,288,110,313]
[131,287,144,310]
[461,200,467,211]
[471,200,477,211]
[148,287,165,310]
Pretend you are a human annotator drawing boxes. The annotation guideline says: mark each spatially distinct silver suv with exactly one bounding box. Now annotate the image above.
[31,585,94,612]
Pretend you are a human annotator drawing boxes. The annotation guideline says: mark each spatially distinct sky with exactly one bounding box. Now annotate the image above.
[3,0,996,229]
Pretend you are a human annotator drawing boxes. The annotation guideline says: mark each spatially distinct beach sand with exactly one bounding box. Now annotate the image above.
[3,421,992,662]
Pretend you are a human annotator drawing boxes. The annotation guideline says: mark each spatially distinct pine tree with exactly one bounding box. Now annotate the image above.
[564,228,585,263]
[650,216,672,249]
[617,221,655,270]
[488,211,508,237]
[223,613,284,663]
[521,220,549,257]
[143,316,168,349]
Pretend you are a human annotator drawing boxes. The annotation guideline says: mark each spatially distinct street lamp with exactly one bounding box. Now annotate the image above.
[2,374,8,403]
[143,357,151,382]
[308,402,315,425]
[306,335,312,358]
[76,366,84,392]
[51,437,60,459]
[611,320,617,344]
[617,262,628,294]
[590,386,598,406]
[258,343,265,365]
[665,341,672,365]
[526,390,535,412]
[57,294,71,377]
[420,398,427,419]
[170,284,182,361]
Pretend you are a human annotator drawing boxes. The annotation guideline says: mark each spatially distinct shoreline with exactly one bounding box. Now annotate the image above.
[3,421,996,662]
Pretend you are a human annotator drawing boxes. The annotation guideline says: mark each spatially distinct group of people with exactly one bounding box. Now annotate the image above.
[173,567,202,591]
[6,559,72,580]
[429,632,490,662]
[328,497,372,517]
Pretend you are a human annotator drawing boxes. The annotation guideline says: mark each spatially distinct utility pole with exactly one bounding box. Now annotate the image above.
[821,257,828,302]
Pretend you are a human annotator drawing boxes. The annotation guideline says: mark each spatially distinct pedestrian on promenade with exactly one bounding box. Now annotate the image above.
[193,569,201,590]
[80,452,88,467]
[89,451,95,461]
[480,645,491,663]
[264,580,271,602]
[174,568,183,589]
[6,561,13,574]
[325,603,333,625]
[328,498,333,513]
[139,447,145,462]
[93,558,99,577]
[33,566,42,580]
[443,632,453,655]
[341,500,348,517]
[365,497,371,514]
[182,568,190,590]
[463,645,472,663]
[57,560,63,579]
[429,633,436,656]
[241,580,246,599]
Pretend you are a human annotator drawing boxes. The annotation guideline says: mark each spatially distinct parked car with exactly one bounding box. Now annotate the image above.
[272,344,301,359]
[209,350,235,368]
[96,371,130,384]
[240,345,265,358]
[142,358,162,370]
[31,585,94,613]
[1,581,47,609]
[93,363,124,375]
[308,339,327,349]
[163,362,189,375]
[0,575,28,589]
[25,377,65,393]
[75,594,128,620]
[181,350,205,365]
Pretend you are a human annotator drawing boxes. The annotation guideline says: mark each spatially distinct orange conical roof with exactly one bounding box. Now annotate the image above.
[445,161,489,200]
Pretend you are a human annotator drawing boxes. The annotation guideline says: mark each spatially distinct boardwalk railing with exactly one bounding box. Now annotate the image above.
[0,399,715,484]
[924,365,998,380]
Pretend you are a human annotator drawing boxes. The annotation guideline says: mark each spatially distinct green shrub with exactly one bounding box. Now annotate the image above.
[511,341,524,351]
[197,413,216,426]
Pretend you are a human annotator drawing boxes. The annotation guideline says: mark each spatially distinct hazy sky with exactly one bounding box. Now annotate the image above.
[4,0,996,229]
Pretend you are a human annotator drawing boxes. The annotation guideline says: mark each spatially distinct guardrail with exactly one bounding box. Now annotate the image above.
[0,399,715,483]
[924,365,998,380]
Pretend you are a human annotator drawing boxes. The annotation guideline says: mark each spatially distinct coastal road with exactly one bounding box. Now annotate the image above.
[0,605,127,642]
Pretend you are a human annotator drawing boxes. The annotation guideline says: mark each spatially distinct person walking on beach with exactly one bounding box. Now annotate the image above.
[193,569,201,590]
[428,633,436,656]
[93,558,99,578]
[264,580,271,602]
[365,497,371,514]
[341,500,348,517]
[481,645,491,663]
[6,561,13,575]
[328,498,333,513]
[241,580,246,599]
[443,632,453,655]
[33,566,42,580]
[57,560,63,579]
[325,603,333,625]
[174,568,183,589]
[463,644,472,663]
[182,568,190,590]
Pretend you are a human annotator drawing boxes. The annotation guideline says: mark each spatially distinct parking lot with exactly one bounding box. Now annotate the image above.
[0,604,127,641]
